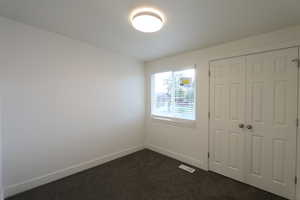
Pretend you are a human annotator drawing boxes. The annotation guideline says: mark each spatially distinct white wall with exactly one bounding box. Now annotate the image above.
[0,97,3,200]
[145,25,300,196]
[0,17,145,197]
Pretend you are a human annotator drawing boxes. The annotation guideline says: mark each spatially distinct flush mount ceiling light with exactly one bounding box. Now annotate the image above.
[130,7,165,33]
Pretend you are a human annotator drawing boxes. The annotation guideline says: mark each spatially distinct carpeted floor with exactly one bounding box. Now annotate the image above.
[7,149,286,200]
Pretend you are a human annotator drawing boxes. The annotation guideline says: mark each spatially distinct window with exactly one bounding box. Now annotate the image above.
[151,68,196,121]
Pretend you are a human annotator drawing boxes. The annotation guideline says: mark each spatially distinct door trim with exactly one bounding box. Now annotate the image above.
[209,46,300,63]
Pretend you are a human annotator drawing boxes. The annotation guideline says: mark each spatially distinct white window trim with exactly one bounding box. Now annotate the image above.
[150,65,197,126]
[151,114,196,128]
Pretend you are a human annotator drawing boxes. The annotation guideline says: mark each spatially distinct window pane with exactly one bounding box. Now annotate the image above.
[173,69,195,120]
[152,68,195,120]
[152,71,173,117]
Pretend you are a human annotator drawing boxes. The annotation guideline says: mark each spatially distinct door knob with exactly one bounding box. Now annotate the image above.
[238,123,244,128]
[246,125,253,130]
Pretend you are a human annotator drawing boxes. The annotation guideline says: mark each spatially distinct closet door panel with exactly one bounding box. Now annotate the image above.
[245,48,298,199]
[209,57,246,182]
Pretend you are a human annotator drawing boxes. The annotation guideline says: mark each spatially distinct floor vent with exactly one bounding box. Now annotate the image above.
[179,164,196,173]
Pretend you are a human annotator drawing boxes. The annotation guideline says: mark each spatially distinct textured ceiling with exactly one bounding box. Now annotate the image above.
[0,0,300,61]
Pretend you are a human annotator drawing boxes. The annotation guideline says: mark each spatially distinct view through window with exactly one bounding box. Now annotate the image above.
[151,68,195,120]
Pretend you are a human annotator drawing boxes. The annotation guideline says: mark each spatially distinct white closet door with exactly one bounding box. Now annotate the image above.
[209,57,246,182]
[245,48,298,199]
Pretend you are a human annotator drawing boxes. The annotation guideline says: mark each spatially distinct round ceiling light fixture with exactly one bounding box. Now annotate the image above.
[130,7,165,33]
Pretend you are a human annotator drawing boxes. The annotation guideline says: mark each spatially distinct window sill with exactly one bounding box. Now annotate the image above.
[150,115,196,128]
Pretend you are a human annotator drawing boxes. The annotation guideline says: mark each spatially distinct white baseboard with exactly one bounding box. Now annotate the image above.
[145,144,205,170]
[4,145,144,198]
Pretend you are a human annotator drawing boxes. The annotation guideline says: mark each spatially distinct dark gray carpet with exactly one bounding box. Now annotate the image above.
[7,149,286,200]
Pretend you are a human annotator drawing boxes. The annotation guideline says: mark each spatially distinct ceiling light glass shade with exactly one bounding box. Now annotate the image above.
[130,8,165,33]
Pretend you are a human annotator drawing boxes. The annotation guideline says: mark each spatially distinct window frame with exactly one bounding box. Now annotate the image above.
[150,65,197,126]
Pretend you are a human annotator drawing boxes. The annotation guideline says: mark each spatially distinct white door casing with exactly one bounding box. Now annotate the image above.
[209,47,298,199]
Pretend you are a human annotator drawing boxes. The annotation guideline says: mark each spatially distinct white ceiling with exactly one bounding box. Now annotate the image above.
[0,0,300,61]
